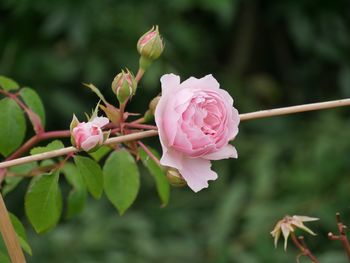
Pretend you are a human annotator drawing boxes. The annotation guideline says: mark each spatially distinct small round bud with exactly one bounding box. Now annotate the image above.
[166,168,186,187]
[137,26,164,66]
[111,69,137,104]
[149,96,160,115]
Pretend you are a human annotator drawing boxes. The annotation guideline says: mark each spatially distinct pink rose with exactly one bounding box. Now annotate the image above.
[155,74,240,192]
[72,117,109,152]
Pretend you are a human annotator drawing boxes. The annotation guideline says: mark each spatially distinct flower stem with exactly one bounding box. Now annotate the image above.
[0,192,26,263]
[137,141,161,166]
[124,123,157,130]
[135,68,145,83]
[328,213,350,261]
[290,233,319,263]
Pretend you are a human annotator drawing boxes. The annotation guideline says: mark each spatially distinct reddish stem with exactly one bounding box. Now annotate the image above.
[329,213,350,261]
[137,141,161,166]
[0,89,44,134]
[290,233,319,263]
[135,68,145,83]
[124,123,157,130]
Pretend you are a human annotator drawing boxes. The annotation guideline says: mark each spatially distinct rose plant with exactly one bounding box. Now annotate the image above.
[0,26,350,263]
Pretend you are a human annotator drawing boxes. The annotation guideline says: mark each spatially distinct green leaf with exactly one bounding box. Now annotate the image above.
[3,177,23,197]
[9,213,32,255]
[0,252,10,263]
[19,87,46,127]
[103,150,140,215]
[74,156,103,199]
[88,145,111,162]
[0,98,26,157]
[62,163,87,218]
[0,76,19,91]
[3,162,37,196]
[139,147,170,206]
[83,83,108,104]
[30,140,64,155]
[25,171,62,233]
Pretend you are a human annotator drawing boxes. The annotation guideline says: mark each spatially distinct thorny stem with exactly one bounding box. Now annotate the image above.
[124,123,157,130]
[137,141,161,166]
[328,213,350,261]
[290,233,319,263]
[1,98,350,170]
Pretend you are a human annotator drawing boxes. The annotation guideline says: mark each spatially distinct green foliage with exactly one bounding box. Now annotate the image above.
[0,98,26,157]
[74,156,103,200]
[9,213,32,255]
[30,140,64,155]
[62,163,87,219]
[3,162,37,196]
[103,150,140,215]
[0,76,19,91]
[88,145,111,162]
[20,87,46,127]
[0,252,10,263]
[138,147,170,206]
[25,171,62,233]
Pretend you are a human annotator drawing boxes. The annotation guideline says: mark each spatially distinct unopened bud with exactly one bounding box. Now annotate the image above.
[137,26,164,70]
[166,168,186,187]
[149,96,160,115]
[111,69,137,104]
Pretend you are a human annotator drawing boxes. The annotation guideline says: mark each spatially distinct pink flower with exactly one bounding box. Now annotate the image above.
[72,117,109,152]
[155,74,240,192]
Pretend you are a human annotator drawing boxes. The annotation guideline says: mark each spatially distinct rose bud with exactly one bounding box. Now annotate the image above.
[111,69,137,104]
[155,74,240,192]
[137,26,164,70]
[70,115,110,152]
[166,168,187,187]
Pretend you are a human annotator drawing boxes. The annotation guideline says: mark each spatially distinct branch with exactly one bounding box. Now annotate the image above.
[0,193,26,263]
[0,98,350,169]
[0,130,158,169]
[239,98,350,121]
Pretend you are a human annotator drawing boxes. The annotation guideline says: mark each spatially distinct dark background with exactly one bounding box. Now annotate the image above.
[1,0,350,262]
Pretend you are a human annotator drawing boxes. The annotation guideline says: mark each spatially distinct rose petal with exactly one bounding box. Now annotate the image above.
[81,134,101,151]
[91,117,109,127]
[202,144,238,160]
[179,158,217,192]
[160,74,180,96]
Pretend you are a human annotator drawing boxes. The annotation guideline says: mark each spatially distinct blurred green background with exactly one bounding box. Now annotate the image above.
[1,0,350,262]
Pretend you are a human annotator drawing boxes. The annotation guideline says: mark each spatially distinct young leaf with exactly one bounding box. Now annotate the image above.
[74,156,103,199]
[0,76,19,91]
[19,87,46,127]
[9,213,32,255]
[0,98,26,157]
[25,171,62,233]
[139,147,170,206]
[62,163,87,219]
[30,140,64,155]
[83,83,108,105]
[103,150,140,215]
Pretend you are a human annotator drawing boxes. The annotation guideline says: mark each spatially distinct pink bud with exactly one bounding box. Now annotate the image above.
[72,117,109,152]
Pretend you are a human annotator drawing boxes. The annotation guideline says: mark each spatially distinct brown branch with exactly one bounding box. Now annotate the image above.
[328,213,350,261]
[290,233,319,263]
[0,193,26,263]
